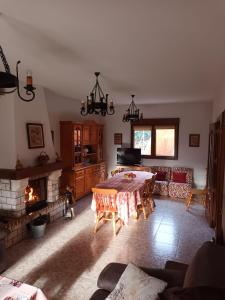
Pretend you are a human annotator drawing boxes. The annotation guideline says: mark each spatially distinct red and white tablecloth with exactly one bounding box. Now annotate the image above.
[91,171,153,225]
[0,276,47,300]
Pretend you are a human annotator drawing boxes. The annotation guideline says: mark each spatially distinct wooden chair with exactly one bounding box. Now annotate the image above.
[138,175,156,219]
[111,167,125,177]
[92,188,120,236]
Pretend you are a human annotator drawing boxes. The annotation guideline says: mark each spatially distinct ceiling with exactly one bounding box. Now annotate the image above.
[1,0,225,105]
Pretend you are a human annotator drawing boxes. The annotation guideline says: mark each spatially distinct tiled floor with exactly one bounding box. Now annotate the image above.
[3,196,214,300]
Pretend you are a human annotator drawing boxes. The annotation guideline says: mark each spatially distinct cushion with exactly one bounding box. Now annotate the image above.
[106,262,167,300]
[156,171,167,181]
[97,263,185,291]
[172,172,187,183]
[159,286,225,300]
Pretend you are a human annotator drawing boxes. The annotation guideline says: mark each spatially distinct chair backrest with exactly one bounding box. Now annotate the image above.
[144,175,156,195]
[92,188,118,212]
[111,168,125,177]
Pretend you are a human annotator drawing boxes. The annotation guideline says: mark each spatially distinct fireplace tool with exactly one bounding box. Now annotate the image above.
[64,186,75,219]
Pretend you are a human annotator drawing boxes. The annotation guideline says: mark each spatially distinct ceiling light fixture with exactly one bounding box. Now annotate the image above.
[0,46,36,102]
[122,94,143,122]
[81,72,115,116]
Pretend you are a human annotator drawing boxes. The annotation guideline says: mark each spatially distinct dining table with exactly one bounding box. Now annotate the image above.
[0,275,47,300]
[91,170,153,225]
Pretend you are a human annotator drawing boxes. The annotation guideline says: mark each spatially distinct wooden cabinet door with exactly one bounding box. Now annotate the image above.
[85,173,94,192]
[83,125,90,145]
[90,125,98,145]
[75,176,85,199]
[85,167,94,192]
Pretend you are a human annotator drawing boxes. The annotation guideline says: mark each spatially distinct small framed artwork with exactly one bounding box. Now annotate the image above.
[189,134,200,147]
[26,123,45,149]
[114,133,122,145]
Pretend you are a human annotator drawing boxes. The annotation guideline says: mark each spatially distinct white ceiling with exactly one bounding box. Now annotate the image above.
[1,0,225,105]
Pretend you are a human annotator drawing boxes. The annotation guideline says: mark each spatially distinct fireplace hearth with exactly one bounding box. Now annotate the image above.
[0,166,64,248]
[25,177,48,214]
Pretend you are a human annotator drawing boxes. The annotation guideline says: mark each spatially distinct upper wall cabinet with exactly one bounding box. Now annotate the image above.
[60,120,104,169]
[83,125,91,145]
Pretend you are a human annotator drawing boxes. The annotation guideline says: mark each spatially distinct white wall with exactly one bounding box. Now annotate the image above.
[0,94,16,169]
[213,75,225,121]
[104,101,212,188]
[45,89,100,154]
[0,85,55,169]
[14,86,55,167]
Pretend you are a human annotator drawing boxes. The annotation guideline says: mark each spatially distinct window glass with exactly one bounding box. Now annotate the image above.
[131,119,179,160]
[156,126,175,156]
[133,126,152,155]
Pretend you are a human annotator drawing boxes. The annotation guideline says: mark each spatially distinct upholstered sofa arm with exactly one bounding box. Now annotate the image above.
[165,260,189,271]
[97,262,187,292]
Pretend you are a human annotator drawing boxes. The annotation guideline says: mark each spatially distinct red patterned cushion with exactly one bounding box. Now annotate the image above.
[156,171,167,181]
[172,172,187,183]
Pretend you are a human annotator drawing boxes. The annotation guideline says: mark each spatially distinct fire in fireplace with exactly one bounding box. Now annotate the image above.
[24,177,48,214]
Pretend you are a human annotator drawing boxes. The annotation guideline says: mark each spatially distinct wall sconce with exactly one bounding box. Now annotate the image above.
[0,46,36,102]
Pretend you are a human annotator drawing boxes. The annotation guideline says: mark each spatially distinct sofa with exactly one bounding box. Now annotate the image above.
[150,166,193,199]
[90,241,225,299]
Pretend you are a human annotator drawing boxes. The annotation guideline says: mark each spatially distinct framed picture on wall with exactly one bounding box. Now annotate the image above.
[189,134,200,147]
[26,123,45,149]
[114,133,122,145]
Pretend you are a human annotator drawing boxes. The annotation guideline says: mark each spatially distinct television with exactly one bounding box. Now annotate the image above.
[117,148,142,166]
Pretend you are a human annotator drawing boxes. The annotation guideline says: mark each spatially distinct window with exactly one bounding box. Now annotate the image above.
[131,118,179,159]
[133,126,152,155]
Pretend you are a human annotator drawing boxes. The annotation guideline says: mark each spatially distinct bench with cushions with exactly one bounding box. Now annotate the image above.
[150,166,193,199]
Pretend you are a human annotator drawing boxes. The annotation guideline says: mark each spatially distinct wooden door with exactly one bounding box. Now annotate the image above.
[214,111,225,244]
[206,123,216,227]
[207,110,225,245]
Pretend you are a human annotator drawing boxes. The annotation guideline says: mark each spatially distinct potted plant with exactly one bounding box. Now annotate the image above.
[30,214,48,239]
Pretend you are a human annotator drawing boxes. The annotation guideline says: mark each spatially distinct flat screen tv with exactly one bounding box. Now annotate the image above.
[117,148,141,166]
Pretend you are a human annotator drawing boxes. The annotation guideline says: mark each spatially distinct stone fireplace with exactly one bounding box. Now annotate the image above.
[0,162,65,248]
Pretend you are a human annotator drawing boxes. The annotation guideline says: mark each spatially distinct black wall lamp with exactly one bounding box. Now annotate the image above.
[0,46,36,102]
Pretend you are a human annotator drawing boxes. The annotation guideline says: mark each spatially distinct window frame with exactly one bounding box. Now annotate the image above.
[131,118,179,160]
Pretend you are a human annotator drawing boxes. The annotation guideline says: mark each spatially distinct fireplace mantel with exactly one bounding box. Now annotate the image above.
[0,162,64,180]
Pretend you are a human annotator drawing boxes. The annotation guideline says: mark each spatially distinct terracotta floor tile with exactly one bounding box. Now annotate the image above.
[3,196,214,299]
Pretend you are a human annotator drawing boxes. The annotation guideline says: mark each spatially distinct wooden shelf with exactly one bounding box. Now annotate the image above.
[0,162,64,180]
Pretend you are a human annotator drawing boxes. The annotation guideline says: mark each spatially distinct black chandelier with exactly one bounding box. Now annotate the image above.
[81,72,115,116]
[0,46,36,102]
[122,94,143,122]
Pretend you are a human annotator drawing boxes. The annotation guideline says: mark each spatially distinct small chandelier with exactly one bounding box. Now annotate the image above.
[81,72,115,116]
[0,46,36,102]
[123,94,143,122]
